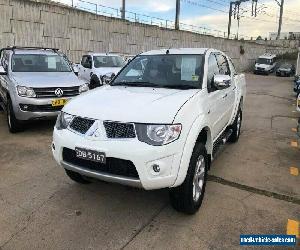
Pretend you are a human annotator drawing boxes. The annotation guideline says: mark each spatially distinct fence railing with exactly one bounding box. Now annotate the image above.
[55,0,250,40]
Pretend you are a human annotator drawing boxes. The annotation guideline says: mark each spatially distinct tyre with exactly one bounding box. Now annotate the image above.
[89,75,101,89]
[65,169,91,184]
[169,143,208,214]
[7,98,24,133]
[228,108,242,143]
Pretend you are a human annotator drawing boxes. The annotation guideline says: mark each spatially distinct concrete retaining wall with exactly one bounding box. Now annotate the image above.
[0,0,297,71]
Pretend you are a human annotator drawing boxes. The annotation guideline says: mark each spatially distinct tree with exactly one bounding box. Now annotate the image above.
[256,36,263,40]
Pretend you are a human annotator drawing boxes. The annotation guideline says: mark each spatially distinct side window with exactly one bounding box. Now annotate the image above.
[228,58,237,75]
[207,54,219,92]
[81,56,92,69]
[216,54,230,75]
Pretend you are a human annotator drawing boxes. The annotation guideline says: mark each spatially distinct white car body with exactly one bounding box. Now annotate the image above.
[52,48,246,191]
[254,53,277,74]
[77,53,124,87]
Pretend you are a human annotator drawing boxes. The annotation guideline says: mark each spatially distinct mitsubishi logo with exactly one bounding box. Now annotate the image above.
[54,88,63,97]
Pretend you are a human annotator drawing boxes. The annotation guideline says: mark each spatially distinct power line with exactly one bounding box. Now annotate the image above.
[180,0,227,13]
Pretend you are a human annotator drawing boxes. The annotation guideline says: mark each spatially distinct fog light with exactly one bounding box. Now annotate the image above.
[152,164,160,173]
[20,104,29,111]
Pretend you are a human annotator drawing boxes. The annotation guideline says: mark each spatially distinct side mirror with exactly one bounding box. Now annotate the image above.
[72,64,79,76]
[101,72,115,84]
[0,66,7,75]
[213,74,231,90]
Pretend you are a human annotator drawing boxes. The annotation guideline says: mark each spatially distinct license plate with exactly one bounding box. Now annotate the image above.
[52,99,67,107]
[75,148,106,164]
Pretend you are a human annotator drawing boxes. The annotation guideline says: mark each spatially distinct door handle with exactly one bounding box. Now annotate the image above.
[222,94,227,98]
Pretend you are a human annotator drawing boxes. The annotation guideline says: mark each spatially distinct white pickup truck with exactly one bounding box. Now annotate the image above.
[77,53,125,89]
[52,48,246,214]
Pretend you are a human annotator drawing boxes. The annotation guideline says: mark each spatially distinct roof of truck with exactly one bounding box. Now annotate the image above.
[2,48,58,55]
[141,48,210,55]
[258,53,277,59]
[86,53,123,57]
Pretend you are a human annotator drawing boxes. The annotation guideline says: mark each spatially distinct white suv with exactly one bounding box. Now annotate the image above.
[77,53,125,89]
[52,48,246,214]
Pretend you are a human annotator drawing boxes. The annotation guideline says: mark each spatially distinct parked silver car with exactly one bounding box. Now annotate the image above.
[0,47,89,133]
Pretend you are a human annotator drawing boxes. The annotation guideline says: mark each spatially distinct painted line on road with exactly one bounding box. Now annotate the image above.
[291,140,298,148]
[286,219,299,238]
[291,128,297,132]
[292,110,297,113]
[290,167,299,176]
[208,175,300,205]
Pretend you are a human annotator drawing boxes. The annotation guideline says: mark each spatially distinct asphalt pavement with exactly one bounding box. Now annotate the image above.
[0,74,299,250]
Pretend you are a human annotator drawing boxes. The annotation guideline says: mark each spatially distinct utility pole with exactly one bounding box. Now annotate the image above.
[276,0,284,40]
[121,0,126,20]
[175,0,180,30]
[227,2,234,38]
[227,0,253,39]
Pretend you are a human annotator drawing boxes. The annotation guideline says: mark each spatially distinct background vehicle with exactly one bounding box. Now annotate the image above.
[77,53,125,89]
[276,62,295,77]
[123,54,136,64]
[295,49,300,81]
[52,48,246,214]
[254,53,277,75]
[0,47,89,133]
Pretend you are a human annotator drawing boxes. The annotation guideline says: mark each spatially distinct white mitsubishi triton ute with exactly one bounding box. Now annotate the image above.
[52,48,246,214]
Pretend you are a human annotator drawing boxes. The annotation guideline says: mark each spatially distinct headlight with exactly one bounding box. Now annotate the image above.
[16,86,36,97]
[135,124,182,146]
[79,83,89,93]
[55,111,74,130]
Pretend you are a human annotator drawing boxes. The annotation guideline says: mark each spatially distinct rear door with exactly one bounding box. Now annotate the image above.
[215,54,236,125]
[206,53,228,140]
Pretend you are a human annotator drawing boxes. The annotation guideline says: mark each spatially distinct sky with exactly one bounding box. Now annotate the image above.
[57,0,300,39]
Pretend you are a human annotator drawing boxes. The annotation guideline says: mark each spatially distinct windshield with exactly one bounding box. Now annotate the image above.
[93,56,124,68]
[112,54,204,89]
[257,58,272,65]
[12,54,72,72]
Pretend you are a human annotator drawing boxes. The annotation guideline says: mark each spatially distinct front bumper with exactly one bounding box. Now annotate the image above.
[13,96,74,121]
[254,69,269,74]
[52,128,184,190]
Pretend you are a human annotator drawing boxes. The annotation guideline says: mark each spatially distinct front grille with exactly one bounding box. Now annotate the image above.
[19,104,62,112]
[103,121,136,138]
[62,148,139,178]
[69,117,95,134]
[33,86,80,98]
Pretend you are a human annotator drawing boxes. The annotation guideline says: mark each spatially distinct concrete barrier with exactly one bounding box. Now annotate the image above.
[0,0,297,71]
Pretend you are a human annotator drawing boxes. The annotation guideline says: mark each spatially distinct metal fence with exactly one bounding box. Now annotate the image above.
[55,0,249,40]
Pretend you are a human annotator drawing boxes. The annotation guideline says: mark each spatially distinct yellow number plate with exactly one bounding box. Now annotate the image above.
[52,99,67,107]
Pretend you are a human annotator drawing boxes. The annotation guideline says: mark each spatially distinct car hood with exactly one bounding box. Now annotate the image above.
[93,67,122,77]
[11,72,84,87]
[63,85,199,123]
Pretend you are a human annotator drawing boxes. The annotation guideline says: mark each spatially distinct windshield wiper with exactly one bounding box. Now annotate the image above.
[161,84,199,90]
[112,81,161,87]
